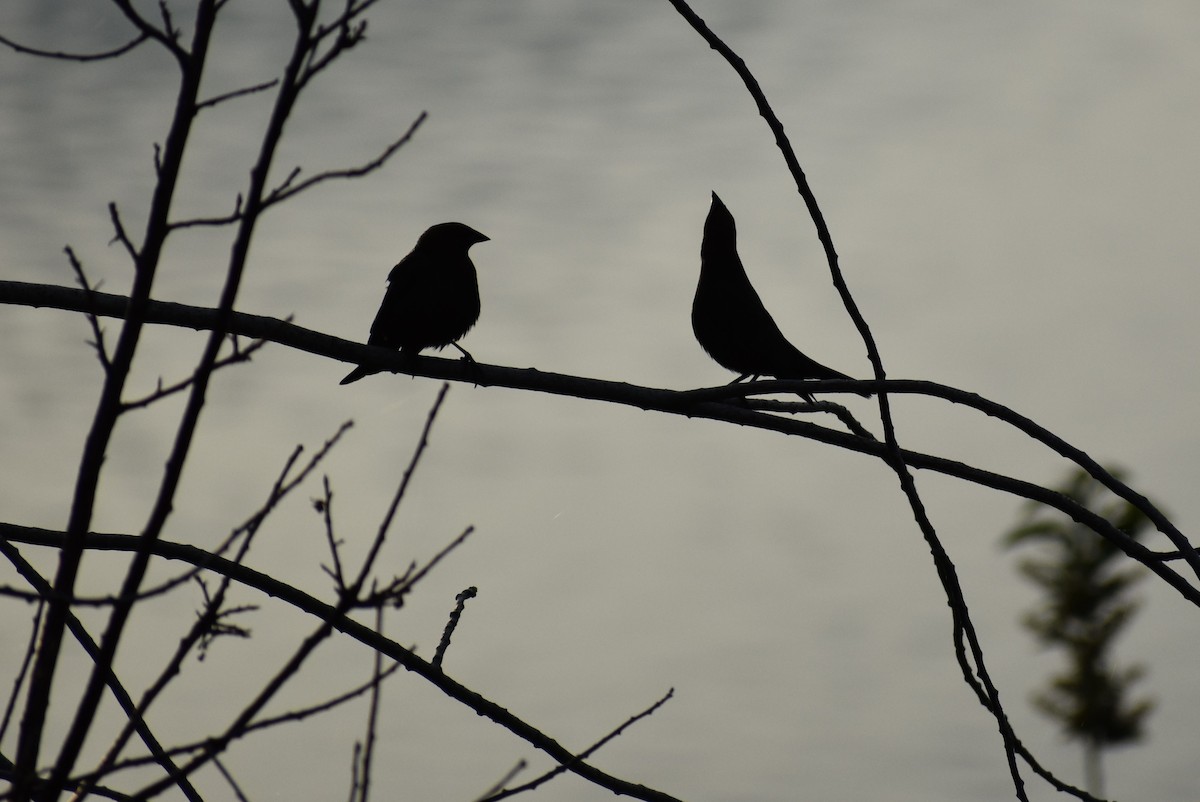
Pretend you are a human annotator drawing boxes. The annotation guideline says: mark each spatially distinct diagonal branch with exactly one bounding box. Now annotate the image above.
[483,688,675,800]
[264,112,427,207]
[197,79,280,112]
[0,539,201,801]
[0,525,683,802]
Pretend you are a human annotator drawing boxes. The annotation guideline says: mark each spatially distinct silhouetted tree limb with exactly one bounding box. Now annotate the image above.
[4,2,1194,799]
[109,0,188,62]
[482,688,676,801]
[12,3,224,794]
[2,279,1193,597]
[659,3,1191,798]
[0,524,684,802]
[263,111,427,208]
[0,31,149,62]
[197,79,280,112]
[0,540,200,802]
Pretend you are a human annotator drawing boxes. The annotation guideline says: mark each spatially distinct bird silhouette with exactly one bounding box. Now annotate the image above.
[340,222,489,385]
[692,193,866,395]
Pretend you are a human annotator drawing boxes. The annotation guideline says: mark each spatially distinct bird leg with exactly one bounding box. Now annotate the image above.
[450,342,476,363]
[449,342,483,387]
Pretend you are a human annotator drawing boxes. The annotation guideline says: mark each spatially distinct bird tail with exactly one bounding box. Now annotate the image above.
[822,369,873,398]
[339,365,374,385]
[782,363,870,398]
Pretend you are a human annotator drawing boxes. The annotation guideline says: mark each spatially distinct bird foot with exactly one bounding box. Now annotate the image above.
[450,342,482,386]
[450,342,476,363]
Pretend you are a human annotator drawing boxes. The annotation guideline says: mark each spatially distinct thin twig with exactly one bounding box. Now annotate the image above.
[352,384,451,593]
[264,112,427,207]
[744,397,876,439]
[167,194,245,230]
[197,79,280,111]
[319,475,347,590]
[65,422,351,796]
[212,757,251,802]
[482,689,675,800]
[474,762,528,802]
[355,606,387,802]
[433,587,478,668]
[299,0,381,85]
[120,335,269,411]
[107,202,139,262]
[62,661,404,790]
[0,601,44,745]
[368,526,475,609]
[64,247,111,372]
[0,31,149,61]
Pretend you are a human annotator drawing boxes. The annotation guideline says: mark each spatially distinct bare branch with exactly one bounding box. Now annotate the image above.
[300,0,383,85]
[483,688,675,800]
[0,424,343,613]
[0,31,149,62]
[212,757,251,802]
[45,0,340,787]
[0,540,202,801]
[0,601,43,746]
[660,3,1087,798]
[64,247,112,373]
[107,202,140,262]
[2,525,685,802]
[474,762,528,802]
[109,0,188,61]
[365,526,475,610]
[353,606,387,802]
[68,659,404,788]
[3,281,1193,582]
[63,420,352,799]
[745,397,876,439]
[120,335,269,411]
[168,194,245,230]
[13,2,222,790]
[194,577,258,651]
[265,112,427,207]
[157,1,181,45]
[197,79,280,112]
[433,587,477,668]
[351,383,451,594]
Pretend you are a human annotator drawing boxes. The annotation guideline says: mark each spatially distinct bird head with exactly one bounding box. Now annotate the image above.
[704,192,736,253]
[417,222,490,250]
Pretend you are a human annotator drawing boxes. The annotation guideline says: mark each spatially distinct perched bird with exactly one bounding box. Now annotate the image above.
[340,222,489,385]
[692,193,866,395]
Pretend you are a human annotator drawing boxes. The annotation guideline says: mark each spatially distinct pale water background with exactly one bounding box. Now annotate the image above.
[2,2,1199,800]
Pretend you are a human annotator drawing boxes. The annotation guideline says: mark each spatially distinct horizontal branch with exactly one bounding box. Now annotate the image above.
[2,279,1196,603]
[0,523,682,802]
[0,31,149,61]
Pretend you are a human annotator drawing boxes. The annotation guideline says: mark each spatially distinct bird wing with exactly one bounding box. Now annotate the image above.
[366,251,427,348]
